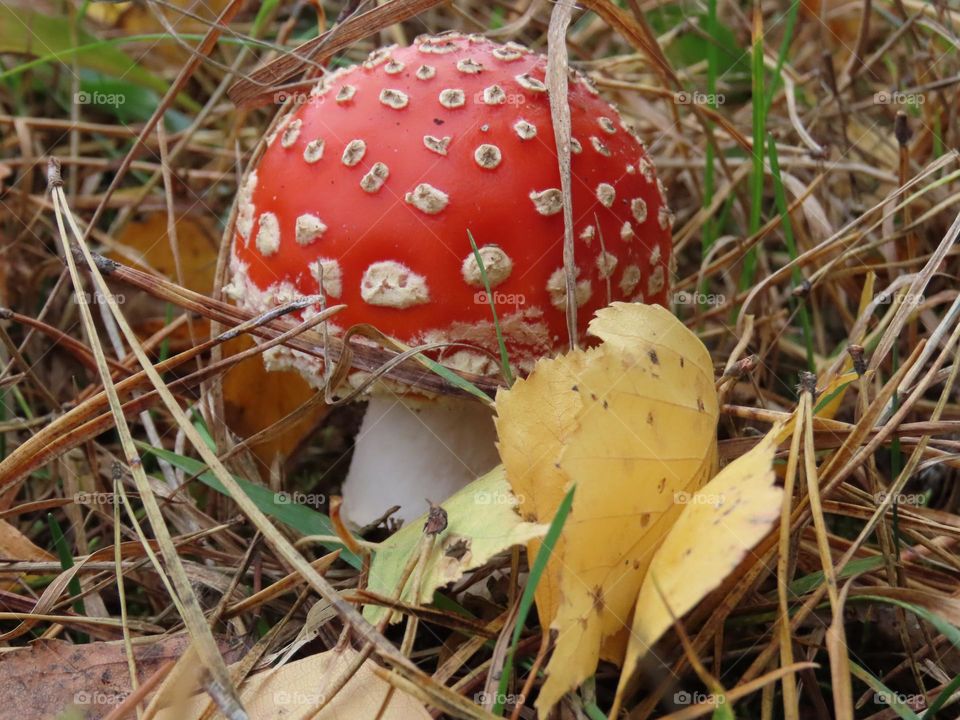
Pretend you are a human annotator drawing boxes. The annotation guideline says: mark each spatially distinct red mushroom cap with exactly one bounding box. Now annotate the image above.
[229,33,673,381]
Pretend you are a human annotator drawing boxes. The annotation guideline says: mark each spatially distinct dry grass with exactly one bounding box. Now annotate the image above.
[1,0,960,718]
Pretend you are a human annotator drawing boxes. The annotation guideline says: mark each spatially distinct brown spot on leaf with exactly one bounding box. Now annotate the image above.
[648,348,659,365]
[444,537,470,560]
[590,585,605,613]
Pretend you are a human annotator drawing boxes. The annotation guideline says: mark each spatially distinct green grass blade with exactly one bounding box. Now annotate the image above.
[701,0,720,267]
[739,6,766,292]
[814,379,855,414]
[786,556,885,597]
[468,229,514,387]
[584,700,608,720]
[48,513,88,641]
[852,593,960,718]
[48,513,83,612]
[415,355,492,402]
[763,0,801,114]
[767,134,815,371]
[137,442,361,568]
[493,484,576,716]
[848,661,921,720]
[923,669,960,718]
[0,8,162,90]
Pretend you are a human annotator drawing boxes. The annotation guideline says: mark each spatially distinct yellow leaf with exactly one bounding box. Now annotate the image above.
[616,423,784,702]
[84,2,133,27]
[109,212,218,295]
[155,647,431,719]
[109,214,329,472]
[364,466,547,626]
[106,212,218,353]
[495,303,720,713]
[221,335,330,475]
[493,350,586,632]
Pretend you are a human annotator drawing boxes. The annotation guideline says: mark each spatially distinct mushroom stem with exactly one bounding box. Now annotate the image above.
[341,393,501,526]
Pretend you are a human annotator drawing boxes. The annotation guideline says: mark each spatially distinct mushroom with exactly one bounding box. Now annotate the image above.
[228,33,673,526]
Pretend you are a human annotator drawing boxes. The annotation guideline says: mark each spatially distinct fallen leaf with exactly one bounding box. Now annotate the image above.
[0,517,52,595]
[156,647,430,720]
[221,334,330,474]
[363,466,547,626]
[493,350,586,635]
[0,635,241,719]
[110,214,327,470]
[108,211,219,295]
[0,518,54,561]
[106,211,217,352]
[495,303,720,712]
[616,423,784,703]
[118,0,232,67]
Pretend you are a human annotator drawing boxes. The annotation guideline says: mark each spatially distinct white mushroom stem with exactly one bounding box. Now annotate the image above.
[340,394,501,527]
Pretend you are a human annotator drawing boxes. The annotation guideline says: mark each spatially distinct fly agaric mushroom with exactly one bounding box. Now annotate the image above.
[228,33,673,526]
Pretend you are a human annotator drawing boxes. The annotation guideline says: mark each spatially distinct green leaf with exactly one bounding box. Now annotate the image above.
[364,466,547,627]
[0,7,167,95]
[76,74,159,124]
[137,442,361,569]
